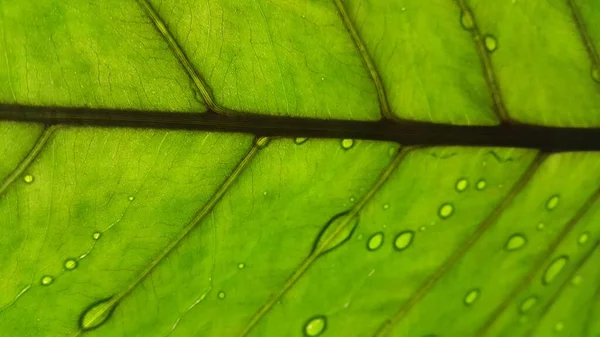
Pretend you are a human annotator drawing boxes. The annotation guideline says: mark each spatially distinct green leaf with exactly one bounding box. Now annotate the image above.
[0,0,599,336]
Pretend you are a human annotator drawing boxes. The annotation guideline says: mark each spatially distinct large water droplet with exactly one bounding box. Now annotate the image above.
[394,231,415,251]
[505,233,527,251]
[93,232,102,240]
[484,35,497,52]
[367,232,384,251]
[438,203,454,219]
[23,174,34,183]
[455,178,468,192]
[543,255,569,285]
[476,179,487,190]
[519,296,538,313]
[313,212,359,255]
[218,291,226,299]
[546,195,559,210]
[578,231,589,245]
[341,139,354,150]
[593,66,600,83]
[294,137,308,145]
[464,289,480,305]
[304,315,326,336]
[64,259,78,271]
[40,275,54,286]
[460,10,475,30]
[80,297,116,331]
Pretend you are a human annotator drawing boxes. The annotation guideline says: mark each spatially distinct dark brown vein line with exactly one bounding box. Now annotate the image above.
[238,147,414,337]
[476,186,600,337]
[374,152,546,337]
[3,105,600,151]
[332,0,395,121]
[73,138,265,335]
[524,240,599,337]
[136,0,229,114]
[453,2,510,123]
[566,0,600,80]
[0,125,57,198]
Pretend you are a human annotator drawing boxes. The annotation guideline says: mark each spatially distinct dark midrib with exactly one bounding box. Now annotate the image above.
[2,104,600,151]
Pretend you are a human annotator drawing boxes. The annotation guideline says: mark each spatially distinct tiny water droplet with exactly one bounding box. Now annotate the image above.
[388,147,397,157]
[341,139,354,150]
[357,234,363,240]
[93,232,102,240]
[304,315,326,336]
[313,212,359,255]
[546,195,559,210]
[505,233,527,251]
[41,275,54,286]
[537,223,545,231]
[476,179,487,190]
[543,255,569,285]
[218,291,226,299]
[394,231,415,251]
[383,203,390,210]
[23,174,34,183]
[349,196,355,202]
[419,226,426,232]
[80,297,116,331]
[294,137,308,145]
[401,7,406,11]
[460,10,475,30]
[464,289,480,305]
[367,232,384,251]
[255,137,269,149]
[519,296,538,313]
[64,259,78,270]
[555,322,564,332]
[263,191,268,196]
[578,231,589,245]
[484,35,497,52]
[128,196,135,201]
[455,178,468,192]
[571,275,582,285]
[238,263,245,269]
[593,66,600,83]
[438,203,454,219]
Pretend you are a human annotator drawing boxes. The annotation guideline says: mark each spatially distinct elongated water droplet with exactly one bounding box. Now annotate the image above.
[519,296,538,313]
[438,203,454,219]
[593,66,600,83]
[460,10,475,30]
[546,195,559,210]
[341,139,354,150]
[41,275,54,286]
[23,174,34,183]
[255,137,269,149]
[476,179,487,190]
[93,232,102,240]
[578,231,589,245]
[455,178,468,192]
[505,233,527,251]
[313,212,359,255]
[64,259,78,270]
[80,297,116,331]
[464,289,480,305]
[218,291,226,299]
[367,232,384,251]
[484,35,497,52]
[304,315,326,336]
[394,231,415,251]
[294,137,308,145]
[543,255,569,285]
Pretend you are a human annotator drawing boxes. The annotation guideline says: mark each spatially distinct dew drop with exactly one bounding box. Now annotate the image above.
[128,196,135,201]
[383,203,390,210]
[238,263,245,269]
[80,297,116,331]
[464,288,480,305]
[255,137,269,149]
[341,139,354,150]
[543,255,569,285]
[419,226,427,232]
[313,212,359,255]
[519,296,538,313]
[555,322,564,332]
[367,232,384,251]
[294,137,308,145]
[505,233,527,251]
[394,231,415,251]
[536,222,545,231]
[23,174,34,183]
[64,259,78,271]
[460,10,475,30]
[304,315,326,336]
[349,196,355,202]
[92,232,102,240]
[593,66,600,83]
[40,275,54,286]
[438,203,454,219]
[571,274,582,285]
[455,178,468,192]
[484,35,497,52]
[218,291,226,299]
[546,195,559,210]
[476,179,487,190]
[578,231,589,245]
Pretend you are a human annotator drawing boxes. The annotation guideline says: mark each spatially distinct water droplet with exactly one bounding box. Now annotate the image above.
[304,315,326,336]
[218,291,226,299]
[476,179,487,190]
[555,322,564,332]
[505,233,527,251]
[367,232,384,251]
[357,234,363,240]
[546,195,559,210]
[455,178,468,192]
[40,275,54,286]
[255,137,269,148]
[543,255,569,285]
[349,196,355,202]
[438,203,454,219]
[341,139,354,150]
[519,296,538,313]
[383,203,390,210]
[294,137,308,145]
[571,275,582,285]
[64,259,78,270]
[578,231,589,245]
[464,289,480,305]
[23,174,34,183]
[263,190,268,196]
[238,263,245,269]
[128,196,135,201]
[419,226,426,232]
[313,212,359,255]
[388,147,397,157]
[484,35,497,52]
[394,231,415,251]
[460,10,475,30]
[92,232,102,240]
[593,66,600,83]
[80,297,116,331]
[537,223,545,231]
